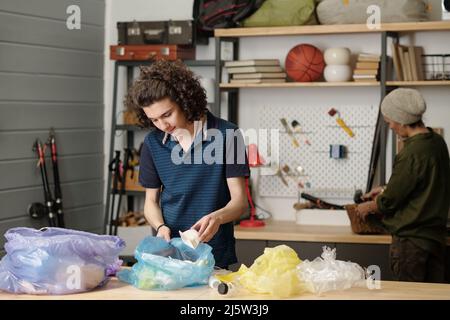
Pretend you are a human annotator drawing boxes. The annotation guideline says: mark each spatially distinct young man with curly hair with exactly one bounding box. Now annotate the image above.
[126,60,249,268]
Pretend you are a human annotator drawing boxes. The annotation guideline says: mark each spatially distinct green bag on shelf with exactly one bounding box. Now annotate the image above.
[242,0,317,27]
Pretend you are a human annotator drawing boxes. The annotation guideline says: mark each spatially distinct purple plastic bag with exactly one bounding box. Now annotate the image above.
[0,227,125,295]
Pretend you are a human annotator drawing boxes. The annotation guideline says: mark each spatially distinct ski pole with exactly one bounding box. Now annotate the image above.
[34,139,58,227]
[48,129,65,227]
[114,148,133,235]
[113,148,132,235]
[108,150,121,235]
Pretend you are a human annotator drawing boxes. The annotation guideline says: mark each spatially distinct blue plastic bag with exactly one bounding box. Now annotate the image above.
[118,236,215,290]
[0,227,125,295]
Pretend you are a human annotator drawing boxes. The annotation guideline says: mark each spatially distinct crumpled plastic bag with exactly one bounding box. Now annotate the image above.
[117,236,215,290]
[296,246,366,295]
[217,245,309,298]
[0,227,125,295]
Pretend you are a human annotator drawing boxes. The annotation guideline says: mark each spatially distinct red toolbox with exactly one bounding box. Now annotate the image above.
[110,44,195,61]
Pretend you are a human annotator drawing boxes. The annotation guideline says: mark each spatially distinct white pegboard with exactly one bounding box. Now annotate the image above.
[258,104,378,200]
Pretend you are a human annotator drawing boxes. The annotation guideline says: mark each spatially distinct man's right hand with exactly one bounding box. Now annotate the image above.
[156,225,171,242]
[362,186,385,201]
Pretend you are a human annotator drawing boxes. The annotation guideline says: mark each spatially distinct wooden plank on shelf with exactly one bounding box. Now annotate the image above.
[215,21,450,37]
[383,20,450,32]
[386,81,450,86]
[222,79,450,88]
[220,82,380,88]
[215,24,377,37]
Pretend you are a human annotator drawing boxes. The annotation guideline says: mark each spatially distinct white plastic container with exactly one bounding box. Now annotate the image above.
[179,229,200,249]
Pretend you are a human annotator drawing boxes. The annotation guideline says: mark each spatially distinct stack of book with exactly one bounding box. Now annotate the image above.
[225,59,286,84]
[391,44,424,81]
[352,53,380,82]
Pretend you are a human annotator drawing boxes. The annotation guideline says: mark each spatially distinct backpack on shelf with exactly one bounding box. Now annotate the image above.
[193,0,265,33]
[243,0,317,27]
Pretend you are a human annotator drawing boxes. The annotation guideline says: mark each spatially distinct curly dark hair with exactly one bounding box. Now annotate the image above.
[125,60,208,128]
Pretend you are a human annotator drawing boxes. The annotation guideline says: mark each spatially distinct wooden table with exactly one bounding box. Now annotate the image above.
[234,220,450,245]
[1,276,449,300]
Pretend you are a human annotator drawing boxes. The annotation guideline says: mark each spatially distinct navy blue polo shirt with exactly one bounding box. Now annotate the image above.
[139,111,250,268]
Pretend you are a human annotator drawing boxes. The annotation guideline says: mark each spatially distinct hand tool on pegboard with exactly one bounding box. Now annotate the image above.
[280,118,300,147]
[328,108,355,138]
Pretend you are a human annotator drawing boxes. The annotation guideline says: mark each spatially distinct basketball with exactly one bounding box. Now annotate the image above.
[285,44,325,82]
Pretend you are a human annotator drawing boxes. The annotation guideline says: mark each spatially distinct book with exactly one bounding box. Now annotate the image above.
[353,78,378,82]
[414,46,424,81]
[390,43,403,81]
[229,78,287,84]
[232,72,287,79]
[403,50,412,81]
[353,69,378,75]
[408,46,419,81]
[224,59,280,68]
[353,74,377,79]
[357,53,381,62]
[356,61,379,69]
[397,45,409,81]
[226,65,284,74]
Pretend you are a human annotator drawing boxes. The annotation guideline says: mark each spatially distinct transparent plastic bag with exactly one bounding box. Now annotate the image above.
[296,246,366,295]
[0,227,125,295]
[117,236,215,290]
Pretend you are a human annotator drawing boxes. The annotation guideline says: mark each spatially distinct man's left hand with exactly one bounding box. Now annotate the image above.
[355,201,377,221]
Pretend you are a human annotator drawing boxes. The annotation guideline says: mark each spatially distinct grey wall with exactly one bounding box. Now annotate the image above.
[0,0,105,255]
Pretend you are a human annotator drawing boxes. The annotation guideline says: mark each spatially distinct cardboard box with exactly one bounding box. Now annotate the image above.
[113,170,145,192]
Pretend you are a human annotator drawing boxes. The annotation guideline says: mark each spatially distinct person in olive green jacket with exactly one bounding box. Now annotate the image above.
[356,88,450,283]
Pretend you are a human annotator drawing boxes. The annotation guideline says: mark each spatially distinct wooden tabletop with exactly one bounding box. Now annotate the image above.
[234,220,450,246]
[1,276,449,300]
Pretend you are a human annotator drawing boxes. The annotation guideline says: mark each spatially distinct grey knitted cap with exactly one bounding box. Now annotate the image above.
[381,88,426,125]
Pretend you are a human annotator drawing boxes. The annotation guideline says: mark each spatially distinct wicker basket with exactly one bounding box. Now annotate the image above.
[345,204,387,235]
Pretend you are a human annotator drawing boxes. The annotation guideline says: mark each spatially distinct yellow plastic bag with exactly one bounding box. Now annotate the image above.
[217,245,308,298]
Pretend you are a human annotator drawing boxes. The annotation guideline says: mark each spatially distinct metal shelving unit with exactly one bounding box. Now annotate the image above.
[213,21,450,193]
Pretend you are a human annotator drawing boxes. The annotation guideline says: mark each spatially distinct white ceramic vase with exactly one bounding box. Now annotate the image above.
[324,47,351,65]
[324,65,352,82]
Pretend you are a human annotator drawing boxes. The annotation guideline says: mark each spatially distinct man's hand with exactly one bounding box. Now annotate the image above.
[156,225,171,242]
[355,201,377,221]
[362,186,385,201]
[191,214,221,243]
